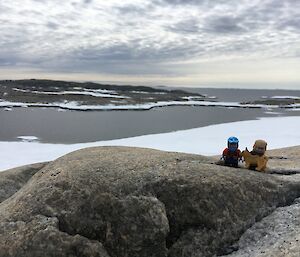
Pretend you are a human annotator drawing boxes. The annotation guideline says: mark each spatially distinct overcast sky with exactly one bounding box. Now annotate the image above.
[0,0,300,88]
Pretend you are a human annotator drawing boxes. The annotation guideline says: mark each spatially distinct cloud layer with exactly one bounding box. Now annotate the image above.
[0,0,299,86]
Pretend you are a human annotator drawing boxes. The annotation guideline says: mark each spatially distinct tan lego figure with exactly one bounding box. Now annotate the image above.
[241,140,268,172]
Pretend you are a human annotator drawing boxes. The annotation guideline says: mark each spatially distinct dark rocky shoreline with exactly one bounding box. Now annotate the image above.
[1,146,300,257]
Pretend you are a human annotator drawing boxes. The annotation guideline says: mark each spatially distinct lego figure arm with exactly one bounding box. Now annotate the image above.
[222,148,228,159]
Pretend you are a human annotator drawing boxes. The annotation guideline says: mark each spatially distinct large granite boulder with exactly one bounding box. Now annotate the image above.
[0,146,300,257]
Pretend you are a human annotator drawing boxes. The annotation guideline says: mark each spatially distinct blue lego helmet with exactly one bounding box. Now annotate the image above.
[227,137,239,151]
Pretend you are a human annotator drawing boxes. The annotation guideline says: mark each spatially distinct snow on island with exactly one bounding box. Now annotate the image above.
[262,96,300,100]
[12,88,130,99]
[1,116,300,171]
[1,99,298,111]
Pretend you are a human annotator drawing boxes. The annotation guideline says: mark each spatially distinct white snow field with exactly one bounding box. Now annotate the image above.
[1,116,300,171]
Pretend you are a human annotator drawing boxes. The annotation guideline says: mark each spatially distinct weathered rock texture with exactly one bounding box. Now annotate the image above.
[222,195,300,257]
[0,162,48,203]
[0,146,300,257]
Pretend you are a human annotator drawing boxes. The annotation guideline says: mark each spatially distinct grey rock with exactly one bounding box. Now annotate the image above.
[0,215,109,257]
[222,199,300,257]
[0,146,300,257]
[0,162,48,203]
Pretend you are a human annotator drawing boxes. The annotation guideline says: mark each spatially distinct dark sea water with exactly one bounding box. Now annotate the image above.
[1,88,300,144]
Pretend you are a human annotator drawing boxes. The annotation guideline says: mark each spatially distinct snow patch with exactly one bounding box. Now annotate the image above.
[17,136,39,142]
[83,88,117,94]
[12,88,128,99]
[181,96,206,100]
[130,91,167,94]
[262,95,300,100]
[264,111,283,115]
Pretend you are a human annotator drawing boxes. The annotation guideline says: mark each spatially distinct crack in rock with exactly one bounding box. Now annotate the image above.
[220,197,300,257]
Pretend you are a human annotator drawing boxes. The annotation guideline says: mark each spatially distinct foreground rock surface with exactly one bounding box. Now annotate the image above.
[0,146,300,257]
[222,195,300,257]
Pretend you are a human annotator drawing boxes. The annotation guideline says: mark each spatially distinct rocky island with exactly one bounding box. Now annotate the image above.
[0,79,208,111]
[0,146,300,257]
[241,96,300,108]
[1,80,300,111]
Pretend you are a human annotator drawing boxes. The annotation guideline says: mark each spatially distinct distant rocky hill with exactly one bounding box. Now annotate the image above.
[0,146,300,257]
[0,79,206,109]
[1,79,183,93]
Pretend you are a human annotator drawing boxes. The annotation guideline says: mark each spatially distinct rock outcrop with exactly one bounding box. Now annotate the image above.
[0,146,300,257]
[0,162,48,203]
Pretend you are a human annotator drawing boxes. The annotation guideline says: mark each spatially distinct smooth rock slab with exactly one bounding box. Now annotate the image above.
[0,146,299,257]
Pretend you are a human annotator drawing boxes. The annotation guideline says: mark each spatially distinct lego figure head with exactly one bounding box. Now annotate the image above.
[227,137,239,152]
[252,139,267,155]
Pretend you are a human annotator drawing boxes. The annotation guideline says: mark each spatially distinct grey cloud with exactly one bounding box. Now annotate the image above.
[117,5,146,14]
[167,18,200,34]
[161,0,299,35]
[156,0,239,7]
[278,19,300,31]
[73,44,136,62]
[65,60,180,76]
[46,21,59,30]
[0,57,17,66]
[115,3,155,18]
[157,0,205,5]
[32,38,207,76]
[205,16,246,34]
[70,39,204,64]
[35,51,181,76]
[17,8,45,18]
[1,0,300,77]
[241,0,299,27]
[241,2,284,25]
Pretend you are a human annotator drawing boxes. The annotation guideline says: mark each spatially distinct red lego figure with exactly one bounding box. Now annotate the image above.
[222,137,241,168]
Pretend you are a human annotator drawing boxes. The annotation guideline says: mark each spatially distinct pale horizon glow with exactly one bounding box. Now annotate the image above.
[0,0,300,89]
